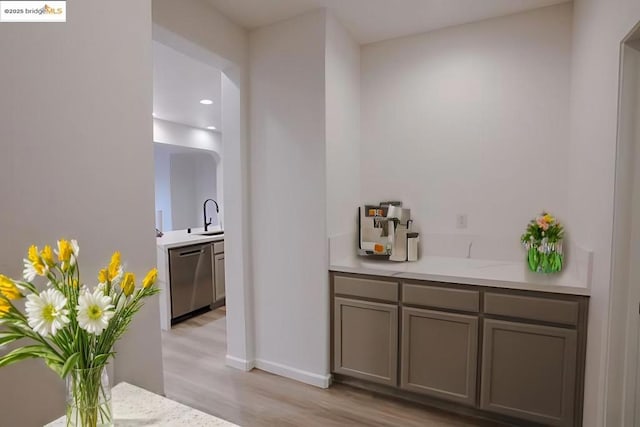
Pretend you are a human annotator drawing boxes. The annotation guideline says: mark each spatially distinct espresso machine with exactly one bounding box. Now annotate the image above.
[358,201,414,261]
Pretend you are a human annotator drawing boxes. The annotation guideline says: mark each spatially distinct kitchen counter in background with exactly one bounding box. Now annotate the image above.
[329,233,592,296]
[157,228,224,249]
[157,228,224,330]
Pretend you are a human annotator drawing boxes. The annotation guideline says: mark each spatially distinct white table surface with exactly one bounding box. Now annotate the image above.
[45,382,238,427]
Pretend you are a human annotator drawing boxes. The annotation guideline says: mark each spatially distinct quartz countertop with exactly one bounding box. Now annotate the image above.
[330,256,590,296]
[45,382,238,427]
[157,228,224,249]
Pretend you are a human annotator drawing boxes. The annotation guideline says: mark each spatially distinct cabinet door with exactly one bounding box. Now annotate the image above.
[214,253,225,301]
[480,319,577,427]
[333,297,398,386]
[400,307,478,406]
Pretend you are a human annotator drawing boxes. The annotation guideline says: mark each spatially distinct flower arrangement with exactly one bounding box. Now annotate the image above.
[520,212,564,273]
[0,239,159,427]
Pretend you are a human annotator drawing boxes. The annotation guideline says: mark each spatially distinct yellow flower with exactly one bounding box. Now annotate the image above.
[543,214,555,224]
[121,272,135,297]
[57,239,73,264]
[142,268,158,289]
[98,268,108,284]
[55,239,79,272]
[0,275,22,300]
[0,298,10,317]
[108,252,121,281]
[41,245,55,268]
[27,245,46,276]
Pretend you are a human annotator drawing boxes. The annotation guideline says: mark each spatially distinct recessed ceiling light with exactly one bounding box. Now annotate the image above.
[200,99,213,105]
[206,126,216,130]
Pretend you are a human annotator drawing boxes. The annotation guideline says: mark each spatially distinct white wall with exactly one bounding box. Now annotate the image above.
[153,120,222,231]
[361,4,572,248]
[0,1,163,425]
[154,118,222,153]
[565,0,640,425]
[249,9,330,386]
[169,151,218,230]
[152,0,254,370]
[326,14,361,238]
[608,43,640,426]
[154,144,173,231]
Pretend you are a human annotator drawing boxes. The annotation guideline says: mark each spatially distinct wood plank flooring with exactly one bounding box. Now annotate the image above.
[161,309,502,427]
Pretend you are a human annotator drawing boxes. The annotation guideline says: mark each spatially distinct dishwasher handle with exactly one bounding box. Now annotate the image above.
[178,248,205,257]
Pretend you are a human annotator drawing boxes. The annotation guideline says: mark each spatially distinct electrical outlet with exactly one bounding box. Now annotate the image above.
[456,214,468,229]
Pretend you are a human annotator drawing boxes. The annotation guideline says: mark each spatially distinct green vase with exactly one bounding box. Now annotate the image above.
[526,242,563,274]
[66,366,113,427]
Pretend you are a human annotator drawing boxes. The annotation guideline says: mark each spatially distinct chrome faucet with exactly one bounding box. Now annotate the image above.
[203,199,219,232]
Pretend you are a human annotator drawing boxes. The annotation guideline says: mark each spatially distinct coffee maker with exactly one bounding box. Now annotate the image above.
[358,201,413,261]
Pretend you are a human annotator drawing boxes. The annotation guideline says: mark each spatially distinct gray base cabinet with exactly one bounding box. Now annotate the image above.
[211,241,225,305]
[480,319,577,426]
[330,272,588,427]
[214,253,225,301]
[400,307,478,405]
[333,297,398,386]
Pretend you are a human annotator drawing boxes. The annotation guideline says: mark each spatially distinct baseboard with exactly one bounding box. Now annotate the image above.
[225,355,255,371]
[254,359,331,388]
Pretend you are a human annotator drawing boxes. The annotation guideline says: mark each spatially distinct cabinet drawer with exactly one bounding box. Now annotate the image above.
[333,275,398,302]
[403,283,479,313]
[484,293,579,326]
[213,241,224,254]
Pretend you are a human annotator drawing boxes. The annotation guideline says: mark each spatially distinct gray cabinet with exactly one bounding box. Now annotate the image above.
[330,272,588,427]
[400,307,478,405]
[210,240,225,306]
[214,253,225,301]
[333,297,398,386]
[480,319,577,427]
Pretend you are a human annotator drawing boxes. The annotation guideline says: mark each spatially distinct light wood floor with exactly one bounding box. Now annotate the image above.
[161,309,502,427]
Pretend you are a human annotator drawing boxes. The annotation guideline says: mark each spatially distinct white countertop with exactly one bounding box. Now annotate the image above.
[45,382,238,427]
[157,228,224,249]
[330,256,590,296]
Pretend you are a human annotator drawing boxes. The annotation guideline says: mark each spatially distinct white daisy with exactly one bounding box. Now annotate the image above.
[22,261,38,282]
[77,288,115,335]
[25,289,70,337]
[69,239,79,266]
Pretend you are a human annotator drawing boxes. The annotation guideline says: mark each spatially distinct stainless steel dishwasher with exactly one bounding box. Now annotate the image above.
[168,243,213,322]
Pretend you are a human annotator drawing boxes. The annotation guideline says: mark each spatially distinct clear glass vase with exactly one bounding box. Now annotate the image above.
[66,366,113,427]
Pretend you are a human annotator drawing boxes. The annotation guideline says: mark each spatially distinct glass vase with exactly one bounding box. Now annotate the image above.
[66,366,113,427]
[525,239,563,274]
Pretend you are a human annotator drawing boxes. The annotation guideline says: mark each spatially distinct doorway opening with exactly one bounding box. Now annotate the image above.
[151,24,249,406]
[609,21,640,426]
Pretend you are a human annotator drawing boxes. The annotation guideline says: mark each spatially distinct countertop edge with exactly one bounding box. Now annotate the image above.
[329,264,591,297]
[157,234,224,250]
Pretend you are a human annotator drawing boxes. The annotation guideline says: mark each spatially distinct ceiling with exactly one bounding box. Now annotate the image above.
[153,41,222,131]
[207,0,570,44]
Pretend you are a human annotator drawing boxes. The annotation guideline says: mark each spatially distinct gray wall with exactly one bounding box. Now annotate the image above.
[0,1,164,425]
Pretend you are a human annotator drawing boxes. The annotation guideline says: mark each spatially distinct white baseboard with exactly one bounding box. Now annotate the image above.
[225,355,255,371]
[254,359,331,389]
